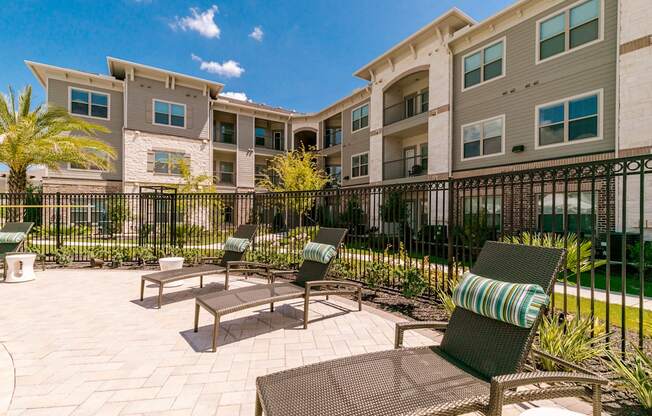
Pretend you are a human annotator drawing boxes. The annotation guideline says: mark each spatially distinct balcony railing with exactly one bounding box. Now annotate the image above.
[383,92,428,126]
[324,129,342,148]
[383,155,428,180]
[214,173,235,186]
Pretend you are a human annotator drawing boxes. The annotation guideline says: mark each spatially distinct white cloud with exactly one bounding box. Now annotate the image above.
[249,26,264,41]
[191,54,245,78]
[171,5,220,39]
[219,91,250,102]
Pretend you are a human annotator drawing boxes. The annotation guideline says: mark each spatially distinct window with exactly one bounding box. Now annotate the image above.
[255,127,266,146]
[463,40,505,89]
[538,0,601,62]
[464,196,502,229]
[539,192,594,234]
[419,90,429,113]
[218,162,234,185]
[420,143,428,169]
[537,91,600,147]
[405,95,416,118]
[70,198,107,228]
[352,104,369,132]
[324,128,342,147]
[70,88,109,119]
[326,165,342,184]
[462,116,504,160]
[153,100,185,128]
[220,123,235,144]
[351,153,368,178]
[153,151,184,175]
[273,131,284,150]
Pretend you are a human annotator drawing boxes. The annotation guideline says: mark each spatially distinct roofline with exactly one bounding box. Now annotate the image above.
[212,96,296,118]
[106,56,224,91]
[24,60,121,88]
[353,8,476,79]
[297,86,371,119]
[448,0,534,46]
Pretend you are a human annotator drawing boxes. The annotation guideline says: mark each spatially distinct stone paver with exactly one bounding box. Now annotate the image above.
[0,269,600,415]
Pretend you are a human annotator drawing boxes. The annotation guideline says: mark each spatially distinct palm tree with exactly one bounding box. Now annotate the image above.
[0,85,117,194]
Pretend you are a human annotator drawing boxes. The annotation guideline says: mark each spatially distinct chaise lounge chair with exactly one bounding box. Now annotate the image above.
[254,241,607,416]
[140,224,264,308]
[1,222,35,279]
[193,227,362,352]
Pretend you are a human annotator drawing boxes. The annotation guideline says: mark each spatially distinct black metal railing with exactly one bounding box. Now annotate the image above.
[1,153,650,352]
[383,92,428,126]
[383,155,428,180]
[324,129,342,148]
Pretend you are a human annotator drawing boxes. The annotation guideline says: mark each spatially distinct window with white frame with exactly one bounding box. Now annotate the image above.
[154,151,184,175]
[462,116,504,160]
[538,0,601,62]
[351,104,369,132]
[537,92,600,147]
[70,88,109,119]
[351,153,368,178]
[463,40,504,89]
[153,100,185,128]
[218,161,234,185]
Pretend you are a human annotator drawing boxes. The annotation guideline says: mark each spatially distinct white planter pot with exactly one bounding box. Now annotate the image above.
[159,257,185,287]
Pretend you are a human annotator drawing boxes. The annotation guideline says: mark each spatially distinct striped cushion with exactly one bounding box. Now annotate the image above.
[0,232,26,243]
[224,237,251,253]
[452,272,549,329]
[302,242,337,264]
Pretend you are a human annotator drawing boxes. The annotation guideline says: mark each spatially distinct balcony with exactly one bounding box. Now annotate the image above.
[324,128,342,148]
[214,172,235,186]
[383,155,428,181]
[383,91,428,126]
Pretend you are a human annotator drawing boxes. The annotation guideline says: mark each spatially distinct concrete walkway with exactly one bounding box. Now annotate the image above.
[0,269,603,416]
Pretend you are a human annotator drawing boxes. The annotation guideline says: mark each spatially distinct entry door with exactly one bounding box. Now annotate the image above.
[404,146,416,177]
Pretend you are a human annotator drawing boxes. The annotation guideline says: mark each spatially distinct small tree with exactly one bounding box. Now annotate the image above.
[258,147,329,227]
[105,196,131,237]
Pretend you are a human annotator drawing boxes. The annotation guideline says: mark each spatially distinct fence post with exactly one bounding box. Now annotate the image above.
[55,192,62,250]
[447,178,454,285]
[170,192,177,248]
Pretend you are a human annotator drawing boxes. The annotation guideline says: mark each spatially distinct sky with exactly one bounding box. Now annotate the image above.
[0,0,515,113]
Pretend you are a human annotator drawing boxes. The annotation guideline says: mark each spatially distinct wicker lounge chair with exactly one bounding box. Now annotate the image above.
[254,242,607,416]
[193,227,362,352]
[140,224,264,308]
[1,222,35,279]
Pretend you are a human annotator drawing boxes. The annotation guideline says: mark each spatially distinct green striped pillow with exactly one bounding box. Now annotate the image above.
[452,272,549,329]
[302,242,337,264]
[224,237,251,253]
[0,232,26,243]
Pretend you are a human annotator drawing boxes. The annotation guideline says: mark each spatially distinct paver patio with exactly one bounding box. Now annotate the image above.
[0,269,602,415]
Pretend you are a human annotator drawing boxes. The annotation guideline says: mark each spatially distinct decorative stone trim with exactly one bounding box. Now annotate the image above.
[429,104,450,117]
[620,35,652,55]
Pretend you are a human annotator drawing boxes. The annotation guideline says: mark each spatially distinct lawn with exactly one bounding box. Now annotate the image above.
[553,293,652,338]
[564,265,652,298]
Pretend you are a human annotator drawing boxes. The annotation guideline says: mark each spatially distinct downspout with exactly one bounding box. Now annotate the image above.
[446,37,454,179]
[614,0,621,158]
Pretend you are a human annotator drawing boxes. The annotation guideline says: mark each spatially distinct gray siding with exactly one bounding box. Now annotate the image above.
[125,75,210,140]
[237,115,255,188]
[341,100,370,186]
[47,78,124,181]
[452,0,618,172]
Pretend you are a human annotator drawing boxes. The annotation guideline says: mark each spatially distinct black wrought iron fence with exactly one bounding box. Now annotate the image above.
[1,154,650,351]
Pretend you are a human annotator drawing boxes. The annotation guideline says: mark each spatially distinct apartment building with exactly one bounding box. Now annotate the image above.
[25,0,650,199]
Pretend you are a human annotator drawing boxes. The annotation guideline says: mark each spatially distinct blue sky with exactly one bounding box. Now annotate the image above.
[1,0,514,113]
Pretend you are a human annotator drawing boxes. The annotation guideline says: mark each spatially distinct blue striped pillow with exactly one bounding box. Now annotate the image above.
[452,272,549,329]
[302,242,337,264]
[224,237,251,253]
[0,232,26,243]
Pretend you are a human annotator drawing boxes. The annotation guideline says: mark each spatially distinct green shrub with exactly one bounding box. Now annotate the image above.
[328,259,355,280]
[436,269,462,318]
[536,314,609,371]
[396,267,427,299]
[629,241,652,271]
[365,261,392,290]
[132,246,156,264]
[105,198,131,237]
[174,224,205,248]
[607,345,652,409]
[54,247,76,265]
[86,246,111,260]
